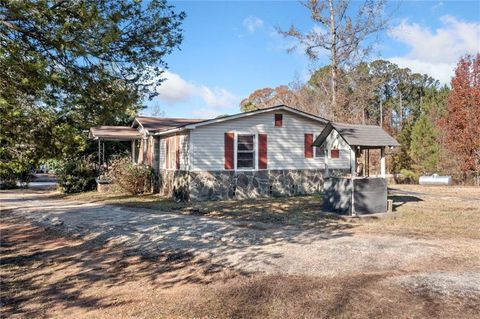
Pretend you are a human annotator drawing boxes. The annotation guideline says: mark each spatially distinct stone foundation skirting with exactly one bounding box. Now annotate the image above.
[159,169,349,201]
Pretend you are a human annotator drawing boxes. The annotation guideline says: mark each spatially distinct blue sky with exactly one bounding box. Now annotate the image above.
[144,0,480,118]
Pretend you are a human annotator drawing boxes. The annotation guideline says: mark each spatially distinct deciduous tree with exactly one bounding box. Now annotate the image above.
[439,54,480,175]
[278,0,389,118]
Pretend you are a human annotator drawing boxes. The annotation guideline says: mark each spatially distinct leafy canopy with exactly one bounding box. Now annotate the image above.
[0,0,185,180]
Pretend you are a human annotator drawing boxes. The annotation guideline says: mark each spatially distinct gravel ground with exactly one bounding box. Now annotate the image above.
[391,272,480,298]
[2,189,480,293]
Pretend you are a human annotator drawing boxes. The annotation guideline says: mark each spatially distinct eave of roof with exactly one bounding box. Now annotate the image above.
[154,105,329,136]
[133,116,205,133]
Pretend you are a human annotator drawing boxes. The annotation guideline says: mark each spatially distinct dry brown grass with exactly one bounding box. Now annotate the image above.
[357,185,480,239]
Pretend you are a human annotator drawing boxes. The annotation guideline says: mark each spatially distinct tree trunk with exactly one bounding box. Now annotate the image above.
[399,90,403,126]
[328,0,338,120]
[380,98,383,128]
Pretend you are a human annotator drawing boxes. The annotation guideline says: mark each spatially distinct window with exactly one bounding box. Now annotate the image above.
[237,134,255,169]
[314,135,326,158]
[274,114,283,127]
[315,145,326,158]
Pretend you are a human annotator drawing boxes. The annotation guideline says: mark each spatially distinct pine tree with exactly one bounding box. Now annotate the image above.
[409,114,440,174]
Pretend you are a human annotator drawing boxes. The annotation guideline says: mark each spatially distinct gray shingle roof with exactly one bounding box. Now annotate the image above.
[313,122,399,147]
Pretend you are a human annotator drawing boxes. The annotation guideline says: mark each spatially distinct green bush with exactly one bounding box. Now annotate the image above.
[57,158,98,193]
[397,169,420,184]
[0,175,18,189]
[108,156,152,194]
[0,168,33,189]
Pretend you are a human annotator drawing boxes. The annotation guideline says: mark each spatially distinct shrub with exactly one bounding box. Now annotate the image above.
[0,168,33,189]
[108,156,152,194]
[0,175,18,189]
[57,158,97,193]
[397,169,420,184]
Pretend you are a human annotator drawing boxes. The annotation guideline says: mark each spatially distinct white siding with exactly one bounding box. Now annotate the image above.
[323,129,352,169]
[190,110,330,171]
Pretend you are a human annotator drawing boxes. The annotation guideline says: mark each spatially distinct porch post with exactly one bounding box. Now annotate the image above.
[131,140,136,163]
[380,147,386,178]
[350,146,356,216]
[98,139,101,167]
[102,140,105,166]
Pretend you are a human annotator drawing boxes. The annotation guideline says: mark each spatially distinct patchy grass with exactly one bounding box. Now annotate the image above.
[53,185,480,239]
[53,191,348,227]
[358,185,480,239]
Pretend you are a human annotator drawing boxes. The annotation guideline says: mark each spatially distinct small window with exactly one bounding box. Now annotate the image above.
[314,135,325,158]
[274,114,283,127]
[237,134,255,169]
[315,146,326,158]
[330,149,340,159]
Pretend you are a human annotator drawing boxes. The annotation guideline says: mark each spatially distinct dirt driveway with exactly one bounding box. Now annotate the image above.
[1,187,480,318]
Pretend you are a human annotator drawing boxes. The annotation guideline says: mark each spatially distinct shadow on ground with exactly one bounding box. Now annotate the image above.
[0,190,356,318]
[389,194,423,210]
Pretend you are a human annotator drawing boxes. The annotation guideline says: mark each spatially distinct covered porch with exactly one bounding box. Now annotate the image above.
[88,126,142,168]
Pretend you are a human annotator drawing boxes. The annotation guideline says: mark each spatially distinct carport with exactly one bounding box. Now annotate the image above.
[313,123,399,216]
[88,126,141,166]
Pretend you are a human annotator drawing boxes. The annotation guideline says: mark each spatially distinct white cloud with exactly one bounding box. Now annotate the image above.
[243,16,264,33]
[389,16,479,63]
[388,57,455,85]
[388,16,480,84]
[155,71,239,112]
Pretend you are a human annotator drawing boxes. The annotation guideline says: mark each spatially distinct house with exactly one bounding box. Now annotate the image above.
[89,105,389,201]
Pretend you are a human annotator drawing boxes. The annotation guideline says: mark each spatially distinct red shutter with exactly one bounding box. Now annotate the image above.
[275,114,283,127]
[224,132,234,169]
[304,134,313,158]
[331,149,340,158]
[258,134,267,169]
[175,134,180,170]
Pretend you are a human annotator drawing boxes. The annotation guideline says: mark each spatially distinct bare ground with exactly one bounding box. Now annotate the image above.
[1,185,479,318]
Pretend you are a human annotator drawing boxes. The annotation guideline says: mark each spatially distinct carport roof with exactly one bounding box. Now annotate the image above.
[133,116,206,132]
[88,126,141,140]
[313,122,399,148]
